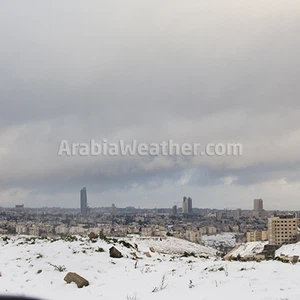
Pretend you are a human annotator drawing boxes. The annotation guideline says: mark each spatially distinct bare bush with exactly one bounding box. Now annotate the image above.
[152,274,167,292]
[48,263,66,272]
[140,267,151,274]
[127,293,138,300]
[224,265,228,277]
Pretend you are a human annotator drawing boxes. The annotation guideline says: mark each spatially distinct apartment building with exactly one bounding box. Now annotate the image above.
[55,225,69,235]
[233,209,242,220]
[69,226,85,234]
[28,225,40,236]
[184,230,202,243]
[246,230,268,242]
[268,214,300,245]
[16,224,28,235]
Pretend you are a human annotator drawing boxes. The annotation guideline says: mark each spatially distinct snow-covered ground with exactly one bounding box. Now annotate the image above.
[126,236,217,256]
[1,236,300,299]
[276,241,300,258]
[225,241,268,258]
[202,233,237,249]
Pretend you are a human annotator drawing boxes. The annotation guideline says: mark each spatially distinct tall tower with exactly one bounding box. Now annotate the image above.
[182,197,192,214]
[172,205,178,215]
[187,197,193,213]
[80,187,88,215]
[253,199,265,218]
[182,197,188,214]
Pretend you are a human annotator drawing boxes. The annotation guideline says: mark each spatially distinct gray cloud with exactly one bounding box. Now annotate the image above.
[0,1,300,209]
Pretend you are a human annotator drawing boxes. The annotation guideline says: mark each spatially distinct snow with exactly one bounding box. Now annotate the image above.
[202,233,237,249]
[126,236,217,257]
[276,241,300,258]
[225,241,268,258]
[0,236,300,299]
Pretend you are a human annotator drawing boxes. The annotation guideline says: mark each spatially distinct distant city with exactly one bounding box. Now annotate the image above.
[0,187,299,251]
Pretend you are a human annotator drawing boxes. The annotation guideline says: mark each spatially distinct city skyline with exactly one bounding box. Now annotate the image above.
[5,196,298,213]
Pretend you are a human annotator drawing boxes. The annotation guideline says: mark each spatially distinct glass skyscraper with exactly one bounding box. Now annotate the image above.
[80,187,88,215]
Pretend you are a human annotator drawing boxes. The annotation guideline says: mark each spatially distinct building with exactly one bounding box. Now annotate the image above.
[184,230,202,243]
[69,226,85,234]
[253,199,265,218]
[188,197,193,213]
[28,225,40,236]
[233,209,242,220]
[254,199,263,211]
[172,205,177,215]
[182,197,193,214]
[216,211,223,221]
[246,230,268,242]
[55,225,69,235]
[268,214,300,245]
[16,224,27,235]
[80,187,88,215]
[15,204,24,209]
[182,197,188,214]
[206,226,217,235]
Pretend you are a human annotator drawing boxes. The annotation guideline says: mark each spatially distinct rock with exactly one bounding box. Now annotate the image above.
[144,252,151,258]
[37,269,42,274]
[292,255,299,264]
[88,232,97,239]
[130,252,142,259]
[149,247,155,253]
[109,246,122,258]
[64,272,89,288]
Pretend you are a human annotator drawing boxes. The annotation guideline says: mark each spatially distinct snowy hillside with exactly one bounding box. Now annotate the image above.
[225,241,268,258]
[202,233,237,249]
[1,236,300,299]
[126,236,217,256]
[276,241,300,258]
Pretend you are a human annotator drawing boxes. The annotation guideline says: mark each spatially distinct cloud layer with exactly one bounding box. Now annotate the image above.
[1,1,300,209]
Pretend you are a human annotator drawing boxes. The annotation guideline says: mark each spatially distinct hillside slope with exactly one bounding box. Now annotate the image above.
[0,236,300,300]
[276,241,300,258]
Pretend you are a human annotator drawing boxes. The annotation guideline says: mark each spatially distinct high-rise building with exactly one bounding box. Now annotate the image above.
[182,197,193,214]
[188,197,193,213]
[268,214,300,245]
[182,197,188,214]
[253,199,265,218]
[233,208,242,220]
[172,205,177,215]
[80,187,88,215]
[254,199,263,211]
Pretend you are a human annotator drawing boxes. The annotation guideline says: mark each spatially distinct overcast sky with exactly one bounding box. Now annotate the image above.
[1,1,300,209]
